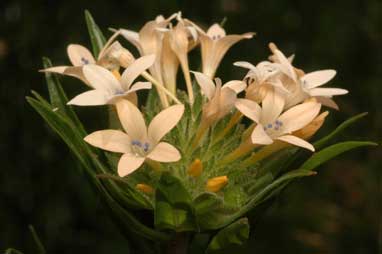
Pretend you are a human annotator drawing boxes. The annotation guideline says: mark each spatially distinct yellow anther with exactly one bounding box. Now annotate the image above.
[206,176,228,192]
[136,183,154,194]
[112,69,121,80]
[187,158,203,177]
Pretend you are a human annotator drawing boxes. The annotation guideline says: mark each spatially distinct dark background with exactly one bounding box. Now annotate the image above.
[0,0,381,253]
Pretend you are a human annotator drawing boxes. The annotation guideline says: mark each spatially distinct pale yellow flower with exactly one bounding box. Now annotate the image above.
[270,46,348,109]
[193,71,246,125]
[84,100,184,177]
[187,21,254,79]
[67,55,155,106]
[42,40,134,86]
[235,97,322,151]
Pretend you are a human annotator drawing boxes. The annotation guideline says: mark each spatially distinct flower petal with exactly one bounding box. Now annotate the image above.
[206,23,226,38]
[67,90,110,106]
[127,81,152,94]
[276,135,315,151]
[148,104,185,143]
[118,153,145,177]
[223,80,246,94]
[274,49,297,81]
[83,65,121,92]
[302,70,336,89]
[116,100,147,140]
[84,130,131,153]
[234,99,261,123]
[260,90,285,125]
[120,54,156,90]
[233,61,257,71]
[119,29,142,54]
[67,44,96,66]
[309,87,348,97]
[192,71,216,100]
[146,142,181,162]
[278,101,321,133]
[251,124,274,145]
[316,96,339,110]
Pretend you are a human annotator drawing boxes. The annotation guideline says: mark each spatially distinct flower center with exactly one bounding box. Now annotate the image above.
[131,140,151,156]
[263,120,283,136]
[81,57,90,65]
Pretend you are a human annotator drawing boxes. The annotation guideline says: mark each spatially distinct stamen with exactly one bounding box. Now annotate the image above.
[143,142,150,152]
[81,57,90,65]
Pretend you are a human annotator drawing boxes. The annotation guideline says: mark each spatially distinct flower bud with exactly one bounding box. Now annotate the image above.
[206,176,228,192]
[136,183,154,194]
[187,158,203,177]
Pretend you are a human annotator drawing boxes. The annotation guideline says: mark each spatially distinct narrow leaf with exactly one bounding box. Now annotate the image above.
[301,141,377,171]
[314,112,368,149]
[84,10,106,57]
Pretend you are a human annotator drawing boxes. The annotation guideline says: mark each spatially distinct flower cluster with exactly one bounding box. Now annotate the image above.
[42,12,348,193]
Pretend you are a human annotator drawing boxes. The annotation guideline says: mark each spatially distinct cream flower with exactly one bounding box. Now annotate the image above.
[235,97,321,151]
[84,100,184,177]
[119,14,180,103]
[187,21,254,79]
[193,71,246,125]
[42,40,134,86]
[270,47,348,109]
[234,61,289,103]
[67,55,155,106]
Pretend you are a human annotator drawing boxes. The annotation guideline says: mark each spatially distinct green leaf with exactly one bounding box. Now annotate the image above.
[154,172,196,231]
[84,10,106,57]
[314,112,368,149]
[4,249,24,254]
[41,57,86,135]
[206,218,249,253]
[193,192,223,216]
[301,141,377,171]
[96,174,153,210]
[28,225,46,254]
[215,169,315,230]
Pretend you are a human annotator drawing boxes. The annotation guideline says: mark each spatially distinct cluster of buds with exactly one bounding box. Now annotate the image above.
[41,12,348,197]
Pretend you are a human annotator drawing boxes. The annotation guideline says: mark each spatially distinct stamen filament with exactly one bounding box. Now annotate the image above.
[141,71,182,106]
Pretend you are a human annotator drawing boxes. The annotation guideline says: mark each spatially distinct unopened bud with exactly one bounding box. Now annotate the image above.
[206,176,228,192]
[136,183,154,194]
[187,158,203,177]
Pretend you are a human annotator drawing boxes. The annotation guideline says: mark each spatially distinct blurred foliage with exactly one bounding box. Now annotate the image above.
[0,0,380,253]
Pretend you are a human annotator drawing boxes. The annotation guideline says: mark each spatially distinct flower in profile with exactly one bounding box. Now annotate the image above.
[269,45,348,109]
[235,97,321,151]
[67,55,155,106]
[187,21,254,79]
[119,14,179,105]
[84,100,184,177]
[193,71,246,125]
[42,40,134,85]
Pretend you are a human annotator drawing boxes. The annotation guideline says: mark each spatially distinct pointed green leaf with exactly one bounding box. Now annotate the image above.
[302,141,377,171]
[42,57,86,135]
[84,10,106,57]
[206,218,249,253]
[28,225,46,254]
[314,112,368,149]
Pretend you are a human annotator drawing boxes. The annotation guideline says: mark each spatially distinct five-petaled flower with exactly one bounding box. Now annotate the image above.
[84,100,185,177]
[235,96,321,151]
[67,55,155,106]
